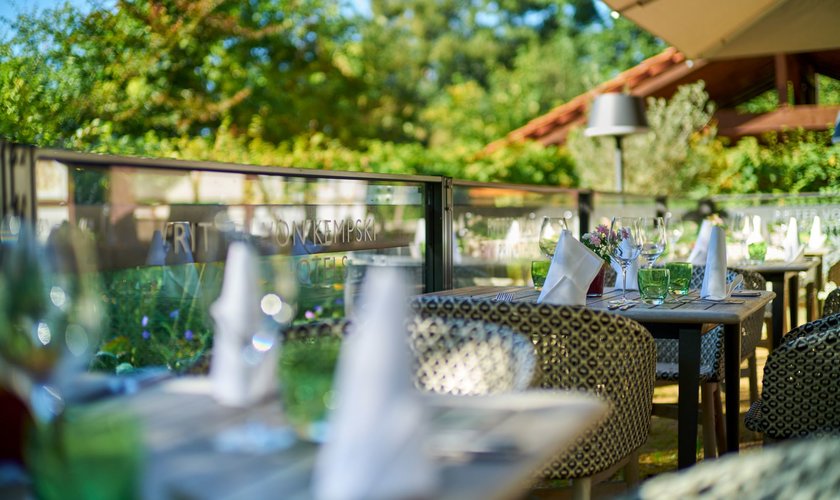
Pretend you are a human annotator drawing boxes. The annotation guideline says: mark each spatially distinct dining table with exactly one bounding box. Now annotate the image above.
[83,377,606,500]
[738,258,820,350]
[422,286,776,469]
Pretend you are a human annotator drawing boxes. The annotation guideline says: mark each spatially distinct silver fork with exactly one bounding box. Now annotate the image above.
[494,291,514,302]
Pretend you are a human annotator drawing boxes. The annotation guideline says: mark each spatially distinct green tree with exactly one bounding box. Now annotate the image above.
[568,81,724,196]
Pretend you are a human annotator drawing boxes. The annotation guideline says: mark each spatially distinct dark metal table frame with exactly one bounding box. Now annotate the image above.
[425,286,775,470]
[740,259,819,350]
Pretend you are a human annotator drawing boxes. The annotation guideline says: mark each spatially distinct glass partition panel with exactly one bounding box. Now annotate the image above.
[452,181,578,288]
[35,158,428,373]
[590,192,659,233]
[664,197,701,261]
[712,193,840,269]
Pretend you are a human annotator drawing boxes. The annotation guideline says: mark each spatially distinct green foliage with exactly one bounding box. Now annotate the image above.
[94,264,223,373]
[568,81,724,196]
[0,0,833,194]
[718,131,840,194]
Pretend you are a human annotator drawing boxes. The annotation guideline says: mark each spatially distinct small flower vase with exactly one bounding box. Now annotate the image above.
[587,263,607,297]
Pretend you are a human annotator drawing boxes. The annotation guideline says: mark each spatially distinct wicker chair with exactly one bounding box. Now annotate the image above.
[745,312,840,440]
[823,288,840,317]
[283,315,538,396]
[409,297,656,499]
[650,266,765,458]
[626,436,840,499]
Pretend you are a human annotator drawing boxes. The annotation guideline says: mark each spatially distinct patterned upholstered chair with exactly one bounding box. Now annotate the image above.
[745,312,840,440]
[627,436,840,499]
[409,297,656,499]
[283,315,538,396]
[823,288,840,317]
[652,266,765,458]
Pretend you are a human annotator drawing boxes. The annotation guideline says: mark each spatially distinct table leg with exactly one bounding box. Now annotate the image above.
[806,282,815,322]
[770,278,786,351]
[816,257,824,317]
[723,323,741,455]
[678,327,701,469]
[789,274,799,329]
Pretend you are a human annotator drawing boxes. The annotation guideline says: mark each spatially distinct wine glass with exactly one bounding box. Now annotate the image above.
[638,217,667,267]
[538,217,567,258]
[608,217,642,305]
[0,218,104,423]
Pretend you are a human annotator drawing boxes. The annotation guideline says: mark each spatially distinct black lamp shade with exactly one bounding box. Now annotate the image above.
[585,93,649,137]
[832,111,840,145]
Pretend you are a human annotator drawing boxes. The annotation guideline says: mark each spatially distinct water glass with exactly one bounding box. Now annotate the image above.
[638,268,670,305]
[27,409,142,500]
[638,216,667,267]
[748,241,767,263]
[539,217,567,258]
[609,217,642,304]
[279,335,341,442]
[665,262,692,296]
[531,260,550,290]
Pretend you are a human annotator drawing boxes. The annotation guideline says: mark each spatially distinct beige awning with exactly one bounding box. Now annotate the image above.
[604,0,840,59]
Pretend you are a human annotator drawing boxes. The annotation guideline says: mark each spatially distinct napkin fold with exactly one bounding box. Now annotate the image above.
[313,267,437,500]
[210,242,278,407]
[688,220,714,266]
[611,238,639,290]
[537,230,603,306]
[783,217,802,262]
[701,226,728,300]
[808,215,826,250]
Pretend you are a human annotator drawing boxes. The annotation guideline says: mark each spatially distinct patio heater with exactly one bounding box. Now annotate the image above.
[585,93,649,193]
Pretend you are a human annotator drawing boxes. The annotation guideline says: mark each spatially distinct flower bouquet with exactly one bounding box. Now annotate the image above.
[581,225,613,296]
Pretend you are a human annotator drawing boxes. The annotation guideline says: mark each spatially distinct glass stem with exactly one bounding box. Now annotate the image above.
[621,262,629,303]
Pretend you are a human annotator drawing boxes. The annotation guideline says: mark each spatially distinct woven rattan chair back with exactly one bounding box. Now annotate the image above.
[629,436,840,499]
[283,316,537,396]
[823,288,840,317]
[745,313,840,439]
[409,296,656,481]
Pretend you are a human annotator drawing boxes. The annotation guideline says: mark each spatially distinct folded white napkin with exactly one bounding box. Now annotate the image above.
[746,215,763,247]
[611,238,639,290]
[701,226,728,300]
[210,242,278,407]
[688,220,713,266]
[808,215,826,250]
[537,230,603,306]
[313,267,438,500]
[783,217,802,262]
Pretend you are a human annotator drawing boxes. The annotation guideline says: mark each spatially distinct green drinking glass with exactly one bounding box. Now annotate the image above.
[748,241,767,263]
[638,268,670,305]
[665,262,692,296]
[279,335,341,442]
[531,260,550,290]
[27,409,142,500]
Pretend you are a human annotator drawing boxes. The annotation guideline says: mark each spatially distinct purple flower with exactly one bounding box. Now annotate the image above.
[305,310,315,320]
[314,305,323,313]
[141,315,149,327]
[184,330,194,340]
[169,309,180,319]
[589,235,601,247]
[142,330,150,340]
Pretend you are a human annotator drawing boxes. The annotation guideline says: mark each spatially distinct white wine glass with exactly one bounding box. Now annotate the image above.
[639,217,667,267]
[538,217,567,258]
[0,218,104,423]
[609,217,642,305]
